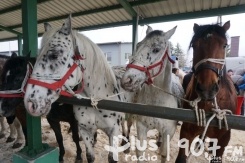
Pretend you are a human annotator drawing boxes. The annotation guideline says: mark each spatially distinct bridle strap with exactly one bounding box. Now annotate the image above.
[127,48,174,85]
[0,93,24,98]
[27,62,84,97]
[193,58,225,77]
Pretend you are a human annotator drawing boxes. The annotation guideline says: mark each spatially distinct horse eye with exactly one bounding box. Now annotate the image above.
[152,48,160,53]
[49,54,58,60]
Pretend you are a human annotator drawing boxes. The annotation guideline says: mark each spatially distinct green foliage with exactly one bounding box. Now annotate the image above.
[170,42,187,68]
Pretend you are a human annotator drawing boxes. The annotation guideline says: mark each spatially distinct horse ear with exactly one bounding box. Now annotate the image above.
[26,51,31,60]
[146,25,153,35]
[164,26,177,40]
[11,52,17,58]
[60,15,72,35]
[193,23,199,33]
[223,21,230,32]
[44,22,52,32]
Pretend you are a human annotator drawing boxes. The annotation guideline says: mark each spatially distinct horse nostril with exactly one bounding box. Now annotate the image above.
[196,83,205,92]
[213,83,219,92]
[124,76,133,85]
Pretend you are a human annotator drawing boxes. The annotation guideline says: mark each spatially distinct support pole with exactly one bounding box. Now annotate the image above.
[13,0,58,162]
[18,35,22,56]
[132,15,139,55]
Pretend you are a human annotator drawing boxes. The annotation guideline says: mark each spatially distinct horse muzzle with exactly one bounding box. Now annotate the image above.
[195,82,219,100]
[25,98,51,116]
[121,73,144,92]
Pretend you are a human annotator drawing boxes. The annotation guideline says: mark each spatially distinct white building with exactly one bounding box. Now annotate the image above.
[0,41,133,66]
[98,42,132,66]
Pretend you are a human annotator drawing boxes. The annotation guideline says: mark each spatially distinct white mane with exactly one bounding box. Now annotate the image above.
[73,31,118,87]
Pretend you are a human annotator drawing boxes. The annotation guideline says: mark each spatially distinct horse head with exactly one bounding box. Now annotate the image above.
[24,15,83,116]
[0,54,31,117]
[190,21,230,100]
[121,26,177,91]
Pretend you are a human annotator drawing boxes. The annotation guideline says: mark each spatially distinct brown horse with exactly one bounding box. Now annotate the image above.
[176,21,237,162]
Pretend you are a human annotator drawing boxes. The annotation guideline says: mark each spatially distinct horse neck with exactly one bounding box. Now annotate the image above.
[76,34,118,99]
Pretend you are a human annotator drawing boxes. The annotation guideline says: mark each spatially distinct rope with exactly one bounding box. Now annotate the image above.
[186,97,232,161]
[151,84,198,107]
[71,90,125,110]
[194,58,225,71]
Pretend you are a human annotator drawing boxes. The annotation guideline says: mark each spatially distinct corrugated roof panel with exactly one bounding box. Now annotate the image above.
[194,0,202,11]
[152,2,163,16]
[166,0,177,14]
[0,0,20,10]
[161,1,172,15]
[0,10,22,26]
[240,0,245,5]
[0,0,245,41]
[109,9,131,21]
[176,0,188,13]
[211,0,221,9]
[0,31,16,39]
[202,0,211,10]
[220,0,230,7]
[230,0,241,6]
[185,0,194,12]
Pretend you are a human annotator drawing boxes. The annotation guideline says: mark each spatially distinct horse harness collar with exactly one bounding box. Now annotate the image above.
[127,46,175,85]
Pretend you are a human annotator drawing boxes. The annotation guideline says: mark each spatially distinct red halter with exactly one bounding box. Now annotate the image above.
[126,47,175,85]
[27,53,85,97]
[0,63,33,98]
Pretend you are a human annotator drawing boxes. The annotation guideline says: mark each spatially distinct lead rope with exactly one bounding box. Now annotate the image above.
[65,84,125,110]
[186,97,232,162]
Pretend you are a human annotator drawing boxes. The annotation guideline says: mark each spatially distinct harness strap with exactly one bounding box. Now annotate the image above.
[127,48,174,85]
[28,62,84,97]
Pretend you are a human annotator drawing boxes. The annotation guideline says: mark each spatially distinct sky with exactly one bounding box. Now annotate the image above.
[0,13,244,63]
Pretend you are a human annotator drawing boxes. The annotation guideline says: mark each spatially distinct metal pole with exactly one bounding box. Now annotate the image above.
[17,35,22,56]
[132,15,139,55]
[58,96,245,131]
[21,0,42,154]
[14,1,58,162]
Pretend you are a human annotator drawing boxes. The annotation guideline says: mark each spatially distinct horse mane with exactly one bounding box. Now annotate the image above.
[1,57,27,83]
[72,31,117,85]
[189,24,227,49]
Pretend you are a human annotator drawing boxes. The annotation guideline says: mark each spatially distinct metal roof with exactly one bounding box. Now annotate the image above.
[0,0,245,41]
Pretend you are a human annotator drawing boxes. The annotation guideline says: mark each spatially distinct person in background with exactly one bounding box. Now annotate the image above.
[230,68,245,116]
[172,68,185,84]
[227,69,234,77]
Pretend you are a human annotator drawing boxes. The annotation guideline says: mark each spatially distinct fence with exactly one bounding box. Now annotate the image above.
[58,96,245,131]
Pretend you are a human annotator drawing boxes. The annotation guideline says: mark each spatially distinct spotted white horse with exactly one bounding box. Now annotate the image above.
[24,15,135,163]
[121,26,184,163]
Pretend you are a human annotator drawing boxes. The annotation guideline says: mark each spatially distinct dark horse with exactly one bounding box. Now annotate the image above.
[0,53,25,148]
[176,21,237,162]
[0,54,83,162]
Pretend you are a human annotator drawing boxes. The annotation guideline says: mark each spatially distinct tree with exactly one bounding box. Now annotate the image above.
[171,43,187,68]
[225,44,231,57]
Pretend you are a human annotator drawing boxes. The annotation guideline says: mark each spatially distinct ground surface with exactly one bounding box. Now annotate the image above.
[0,117,245,163]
